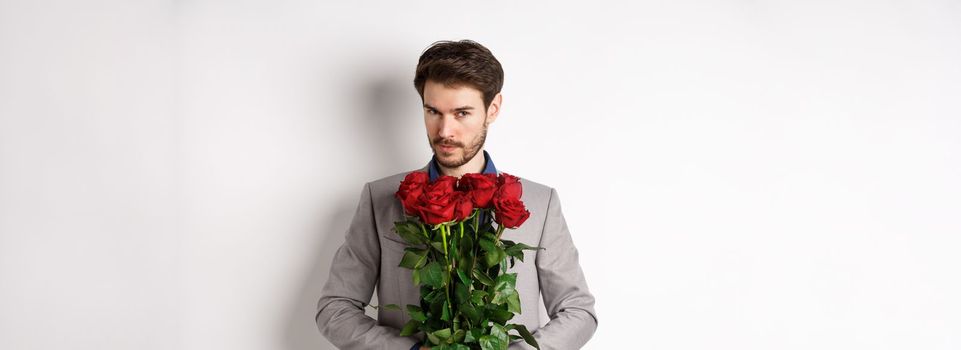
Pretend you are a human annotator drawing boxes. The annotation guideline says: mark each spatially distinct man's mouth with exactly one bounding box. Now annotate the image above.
[437,143,458,153]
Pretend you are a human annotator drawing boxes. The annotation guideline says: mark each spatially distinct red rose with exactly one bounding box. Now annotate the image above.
[452,191,474,222]
[494,173,522,201]
[493,196,530,229]
[429,175,457,195]
[458,173,498,208]
[395,171,429,216]
[415,175,458,225]
[497,172,519,186]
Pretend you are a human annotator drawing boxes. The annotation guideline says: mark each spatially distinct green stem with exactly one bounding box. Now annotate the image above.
[442,224,453,328]
[495,225,506,243]
[494,225,507,275]
[473,208,480,233]
[441,224,449,257]
[469,209,482,273]
[467,210,481,303]
[451,225,457,270]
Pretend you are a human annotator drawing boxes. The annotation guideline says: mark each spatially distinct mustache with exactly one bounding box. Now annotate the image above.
[434,139,462,147]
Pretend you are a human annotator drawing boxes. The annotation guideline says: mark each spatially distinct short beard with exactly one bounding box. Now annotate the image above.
[432,122,488,168]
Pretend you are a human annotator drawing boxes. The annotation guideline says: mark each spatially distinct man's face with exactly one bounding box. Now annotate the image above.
[422,80,500,168]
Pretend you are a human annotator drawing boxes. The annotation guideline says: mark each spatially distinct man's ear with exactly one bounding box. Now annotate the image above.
[486,93,503,125]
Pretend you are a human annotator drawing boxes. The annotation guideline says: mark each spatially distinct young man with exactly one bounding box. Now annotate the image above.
[315,40,598,350]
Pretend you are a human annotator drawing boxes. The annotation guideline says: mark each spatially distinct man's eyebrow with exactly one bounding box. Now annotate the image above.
[424,104,475,112]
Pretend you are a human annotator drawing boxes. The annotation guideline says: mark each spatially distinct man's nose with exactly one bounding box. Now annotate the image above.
[438,116,456,139]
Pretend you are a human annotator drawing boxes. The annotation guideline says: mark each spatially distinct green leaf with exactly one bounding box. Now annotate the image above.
[487,304,514,323]
[368,303,401,311]
[459,232,474,257]
[458,254,473,274]
[478,236,497,253]
[399,247,428,269]
[506,291,521,313]
[480,231,498,243]
[470,289,488,306]
[479,335,506,350]
[495,272,516,287]
[505,250,524,263]
[424,288,443,303]
[490,323,509,347]
[458,301,482,325]
[430,328,452,343]
[454,282,470,305]
[472,268,495,287]
[419,261,446,288]
[505,243,544,263]
[512,323,540,349]
[480,239,506,269]
[450,234,458,258]
[406,304,427,322]
[465,328,483,343]
[441,300,451,321]
[451,329,466,343]
[431,241,447,253]
[456,267,472,286]
[491,273,517,305]
[430,295,445,319]
[484,251,504,269]
[399,319,421,336]
[394,221,426,245]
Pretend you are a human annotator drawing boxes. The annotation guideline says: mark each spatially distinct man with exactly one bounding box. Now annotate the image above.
[315,40,597,350]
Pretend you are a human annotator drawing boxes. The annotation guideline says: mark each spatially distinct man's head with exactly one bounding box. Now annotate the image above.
[414,40,504,168]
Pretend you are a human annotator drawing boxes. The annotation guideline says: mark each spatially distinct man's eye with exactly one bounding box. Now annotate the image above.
[457,112,469,117]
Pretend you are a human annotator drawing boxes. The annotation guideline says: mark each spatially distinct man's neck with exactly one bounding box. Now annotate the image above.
[437,149,487,179]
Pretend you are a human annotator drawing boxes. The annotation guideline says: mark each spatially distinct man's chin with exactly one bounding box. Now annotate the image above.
[435,154,457,165]
[434,152,462,167]
[434,146,458,156]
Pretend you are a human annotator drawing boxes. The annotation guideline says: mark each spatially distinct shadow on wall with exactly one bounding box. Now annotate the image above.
[283,58,423,350]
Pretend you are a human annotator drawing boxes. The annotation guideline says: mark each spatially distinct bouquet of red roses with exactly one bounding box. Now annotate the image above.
[381,171,543,350]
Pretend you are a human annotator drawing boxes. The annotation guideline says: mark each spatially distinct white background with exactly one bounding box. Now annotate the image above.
[1,1,959,349]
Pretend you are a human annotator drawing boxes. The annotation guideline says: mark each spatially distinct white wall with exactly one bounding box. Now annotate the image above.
[1,1,959,349]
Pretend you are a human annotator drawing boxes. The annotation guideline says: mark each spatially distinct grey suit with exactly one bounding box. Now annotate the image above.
[315,163,598,349]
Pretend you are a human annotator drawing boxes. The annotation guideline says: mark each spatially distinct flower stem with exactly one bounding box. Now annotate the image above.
[442,224,452,328]
[472,208,480,233]
[441,224,449,257]
[495,225,506,243]
[469,210,482,295]
[494,225,507,274]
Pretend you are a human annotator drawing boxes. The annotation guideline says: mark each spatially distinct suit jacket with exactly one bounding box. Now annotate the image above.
[315,163,598,350]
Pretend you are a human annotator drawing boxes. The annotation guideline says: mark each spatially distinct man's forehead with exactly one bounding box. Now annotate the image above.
[423,81,483,107]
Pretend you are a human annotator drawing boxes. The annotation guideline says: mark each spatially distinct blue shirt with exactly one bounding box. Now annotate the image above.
[427,149,498,181]
[411,150,497,350]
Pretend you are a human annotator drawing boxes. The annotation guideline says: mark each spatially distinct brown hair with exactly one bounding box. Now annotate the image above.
[413,40,504,111]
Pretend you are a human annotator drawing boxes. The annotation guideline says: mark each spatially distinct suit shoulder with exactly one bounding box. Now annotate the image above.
[517,176,552,192]
[509,173,555,203]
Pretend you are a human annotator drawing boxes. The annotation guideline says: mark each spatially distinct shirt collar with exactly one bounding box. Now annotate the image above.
[428,149,497,181]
